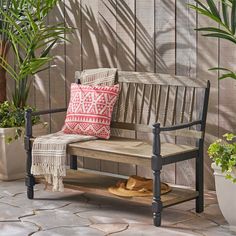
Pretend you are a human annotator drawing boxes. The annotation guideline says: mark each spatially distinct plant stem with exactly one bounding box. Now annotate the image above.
[0,40,10,103]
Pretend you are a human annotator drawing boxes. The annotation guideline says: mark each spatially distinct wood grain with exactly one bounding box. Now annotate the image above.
[98,0,118,173]
[116,0,136,175]
[175,0,197,187]
[116,0,135,71]
[81,0,100,69]
[196,1,219,190]
[64,0,83,167]
[135,0,155,72]
[155,0,175,74]
[81,0,101,170]
[219,43,236,135]
[49,1,67,133]
[63,169,199,208]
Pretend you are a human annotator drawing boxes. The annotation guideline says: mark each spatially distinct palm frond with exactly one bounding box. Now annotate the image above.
[190,0,236,82]
[0,0,70,107]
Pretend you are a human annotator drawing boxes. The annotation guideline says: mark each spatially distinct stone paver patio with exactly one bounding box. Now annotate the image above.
[0,179,235,236]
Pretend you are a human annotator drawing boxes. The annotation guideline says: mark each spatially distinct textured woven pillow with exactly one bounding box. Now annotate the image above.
[62,83,120,139]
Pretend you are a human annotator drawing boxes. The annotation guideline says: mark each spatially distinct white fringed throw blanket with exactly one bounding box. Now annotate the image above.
[31,132,96,192]
[32,68,117,192]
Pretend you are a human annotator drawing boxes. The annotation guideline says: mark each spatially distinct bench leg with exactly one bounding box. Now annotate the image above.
[152,155,163,227]
[25,150,35,199]
[70,155,78,170]
[26,175,35,199]
[196,142,204,213]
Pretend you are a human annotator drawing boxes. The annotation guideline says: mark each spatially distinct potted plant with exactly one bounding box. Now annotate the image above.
[190,0,236,231]
[0,0,69,180]
[0,101,42,180]
[208,134,236,231]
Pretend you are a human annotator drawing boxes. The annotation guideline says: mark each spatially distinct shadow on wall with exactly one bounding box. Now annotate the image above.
[64,0,200,80]
[33,0,220,190]
[80,0,176,73]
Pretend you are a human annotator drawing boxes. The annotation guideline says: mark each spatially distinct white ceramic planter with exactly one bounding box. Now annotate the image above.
[0,123,47,181]
[212,163,236,232]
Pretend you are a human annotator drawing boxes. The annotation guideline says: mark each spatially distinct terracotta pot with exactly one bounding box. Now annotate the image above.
[212,163,236,232]
[0,123,48,180]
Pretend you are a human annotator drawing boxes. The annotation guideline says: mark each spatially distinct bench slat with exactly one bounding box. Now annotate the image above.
[63,170,199,208]
[111,122,203,139]
[118,71,208,88]
[68,137,198,167]
[171,86,178,125]
[155,85,162,123]
[180,87,187,123]
[189,87,196,122]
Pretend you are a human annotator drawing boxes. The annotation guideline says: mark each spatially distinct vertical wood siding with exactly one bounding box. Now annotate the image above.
[28,0,230,190]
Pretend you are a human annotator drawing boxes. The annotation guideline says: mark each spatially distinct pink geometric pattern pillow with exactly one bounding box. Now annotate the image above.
[62,83,120,139]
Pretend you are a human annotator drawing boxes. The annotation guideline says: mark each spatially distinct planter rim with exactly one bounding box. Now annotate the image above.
[212,162,236,178]
[0,127,22,134]
[211,162,220,170]
[0,123,47,134]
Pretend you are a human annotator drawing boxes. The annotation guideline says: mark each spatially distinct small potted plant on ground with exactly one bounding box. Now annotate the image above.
[0,0,69,180]
[208,134,236,231]
[190,0,236,231]
[0,102,41,180]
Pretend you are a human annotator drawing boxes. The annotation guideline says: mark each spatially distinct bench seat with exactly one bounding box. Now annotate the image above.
[68,137,198,167]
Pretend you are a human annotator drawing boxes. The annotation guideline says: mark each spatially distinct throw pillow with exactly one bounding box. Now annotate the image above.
[62,83,120,139]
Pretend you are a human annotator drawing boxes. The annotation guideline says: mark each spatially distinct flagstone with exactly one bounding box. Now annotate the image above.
[174,216,218,230]
[77,207,152,224]
[161,208,195,226]
[0,202,33,221]
[0,221,39,236]
[90,223,129,234]
[0,180,230,236]
[22,209,91,230]
[32,226,105,236]
[193,203,227,225]
[196,225,236,236]
[111,224,202,236]
[0,189,90,212]
[0,180,27,197]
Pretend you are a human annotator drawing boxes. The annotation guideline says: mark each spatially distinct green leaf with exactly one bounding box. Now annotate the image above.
[218,72,236,80]
[202,32,236,44]
[191,4,229,30]
[208,133,236,184]
[206,0,221,20]
[191,1,211,13]
[223,133,236,141]
[231,0,236,34]
[222,0,229,28]
[0,0,70,107]
[196,27,232,35]
[209,67,234,72]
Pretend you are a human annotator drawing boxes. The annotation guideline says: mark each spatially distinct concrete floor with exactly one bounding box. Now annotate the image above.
[0,179,235,236]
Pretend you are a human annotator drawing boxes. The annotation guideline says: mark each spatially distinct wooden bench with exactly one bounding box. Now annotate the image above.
[24,71,210,227]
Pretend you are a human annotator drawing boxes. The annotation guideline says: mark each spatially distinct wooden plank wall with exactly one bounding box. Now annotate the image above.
[27,0,233,190]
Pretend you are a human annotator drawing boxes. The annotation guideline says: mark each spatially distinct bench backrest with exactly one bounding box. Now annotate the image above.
[76,70,210,140]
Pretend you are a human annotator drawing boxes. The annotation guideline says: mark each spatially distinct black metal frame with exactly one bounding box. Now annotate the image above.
[24,81,210,228]
[151,81,210,226]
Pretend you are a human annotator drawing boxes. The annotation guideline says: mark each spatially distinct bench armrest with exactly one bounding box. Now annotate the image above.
[31,108,67,116]
[25,108,67,139]
[152,120,202,156]
[155,120,202,132]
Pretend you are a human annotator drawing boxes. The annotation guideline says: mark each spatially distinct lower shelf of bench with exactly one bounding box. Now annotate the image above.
[53,169,199,208]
